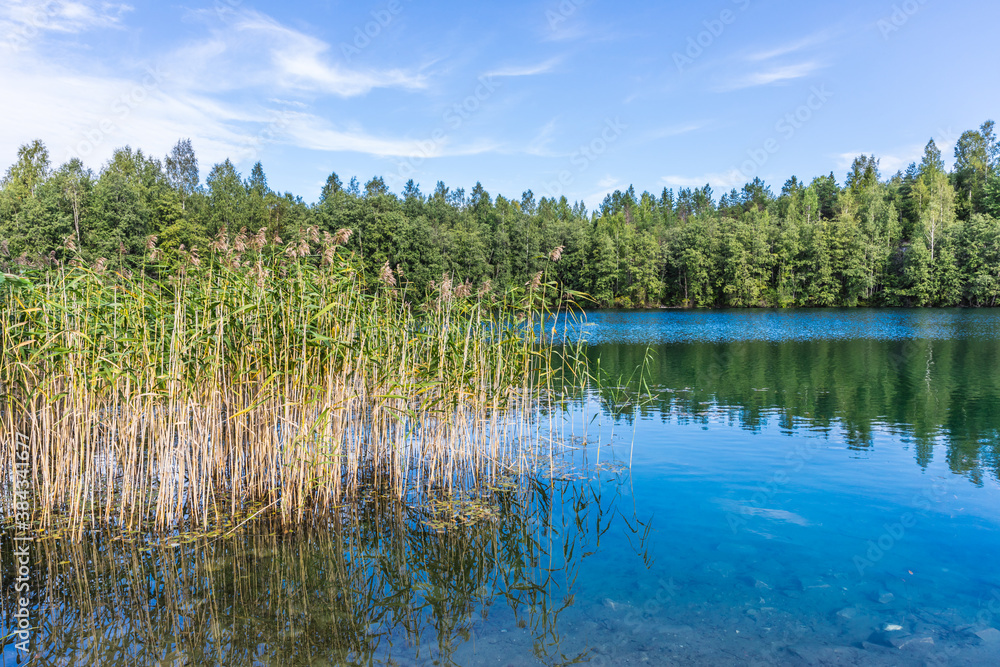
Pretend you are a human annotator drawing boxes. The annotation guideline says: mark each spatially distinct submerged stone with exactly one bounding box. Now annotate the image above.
[975,627,1000,643]
[889,635,934,649]
[797,576,830,590]
[861,640,893,652]
[836,607,858,620]
[704,561,736,578]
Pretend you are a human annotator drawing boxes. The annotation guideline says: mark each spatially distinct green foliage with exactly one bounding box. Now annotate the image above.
[2,236,577,535]
[164,138,199,211]
[205,158,246,236]
[4,125,1000,308]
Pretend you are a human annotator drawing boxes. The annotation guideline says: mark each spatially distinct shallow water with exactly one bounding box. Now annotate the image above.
[5,308,1000,665]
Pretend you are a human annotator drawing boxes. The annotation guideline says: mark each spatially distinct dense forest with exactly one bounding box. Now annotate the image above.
[3,120,1000,308]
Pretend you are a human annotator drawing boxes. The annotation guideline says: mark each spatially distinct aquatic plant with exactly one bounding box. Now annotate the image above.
[0,473,637,665]
[0,229,582,536]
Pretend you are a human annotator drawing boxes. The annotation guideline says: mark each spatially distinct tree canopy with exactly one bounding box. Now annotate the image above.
[4,123,1000,308]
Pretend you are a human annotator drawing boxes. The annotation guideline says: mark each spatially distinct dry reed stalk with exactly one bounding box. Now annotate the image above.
[1,244,578,535]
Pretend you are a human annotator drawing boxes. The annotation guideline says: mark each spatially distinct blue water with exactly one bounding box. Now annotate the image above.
[4,309,1000,665]
[573,308,1000,343]
[549,309,1000,665]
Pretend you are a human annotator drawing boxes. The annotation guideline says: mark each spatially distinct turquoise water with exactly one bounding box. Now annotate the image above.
[563,309,1000,665]
[4,309,1000,665]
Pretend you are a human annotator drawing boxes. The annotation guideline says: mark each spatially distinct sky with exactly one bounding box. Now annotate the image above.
[1,0,998,208]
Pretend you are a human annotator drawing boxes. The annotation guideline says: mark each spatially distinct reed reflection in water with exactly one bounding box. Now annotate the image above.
[2,469,649,666]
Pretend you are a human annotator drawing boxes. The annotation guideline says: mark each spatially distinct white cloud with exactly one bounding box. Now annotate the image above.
[0,48,267,170]
[282,113,501,159]
[170,9,427,98]
[0,0,131,44]
[596,174,619,189]
[646,122,707,140]
[835,128,959,177]
[581,181,622,209]
[485,57,561,78]
[0,4,449,173]
[747,31,833,62]
[719,61,822,91]
[522,118,560,157]
[542,24,589,43]
[663,170,748,190]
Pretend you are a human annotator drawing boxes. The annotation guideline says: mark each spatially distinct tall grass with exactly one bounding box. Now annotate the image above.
[1,228,578,536]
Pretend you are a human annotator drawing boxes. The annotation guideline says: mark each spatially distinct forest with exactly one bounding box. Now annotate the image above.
[2,120,999,308]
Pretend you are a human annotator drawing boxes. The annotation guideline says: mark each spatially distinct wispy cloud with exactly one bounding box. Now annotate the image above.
[0,0,131,41]
[521,118,560,157]
[833,127,959,177]
[0,5,444,170]
[663,170,747,190]
[543,24,589,42]
[718,61,822,91]
[171,9,427,97]
[284,113,502,159]
[0,49,253,169]
[646,122,707,140]
[747,31,833,62]
[485,56,561,78]
[581,176,625,208]
[596,175,619,189]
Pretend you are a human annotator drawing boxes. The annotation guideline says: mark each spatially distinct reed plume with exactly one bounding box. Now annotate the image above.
[1,240,570,536]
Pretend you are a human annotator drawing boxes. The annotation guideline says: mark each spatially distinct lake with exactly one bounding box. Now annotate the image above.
[4,308,1000,665]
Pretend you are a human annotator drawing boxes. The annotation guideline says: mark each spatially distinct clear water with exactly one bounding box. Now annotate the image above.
[4,309,1000,665]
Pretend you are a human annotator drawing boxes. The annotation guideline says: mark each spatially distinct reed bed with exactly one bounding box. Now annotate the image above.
[0,229,578,536]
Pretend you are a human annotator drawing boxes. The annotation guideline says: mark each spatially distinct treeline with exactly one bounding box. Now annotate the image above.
[3,121,1000,307]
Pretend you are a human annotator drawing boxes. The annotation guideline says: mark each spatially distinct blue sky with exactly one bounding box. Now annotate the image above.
[1,0,997,207]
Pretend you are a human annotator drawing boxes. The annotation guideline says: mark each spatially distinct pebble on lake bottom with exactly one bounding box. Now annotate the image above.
[975,627,1000,643]
[889,635,934,650]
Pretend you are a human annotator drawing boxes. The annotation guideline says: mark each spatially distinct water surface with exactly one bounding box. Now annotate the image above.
[4,308,1000,665]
